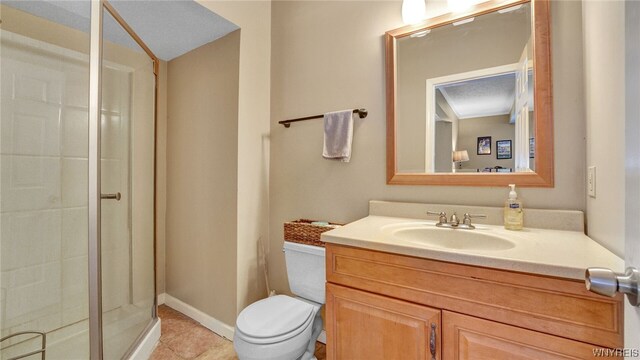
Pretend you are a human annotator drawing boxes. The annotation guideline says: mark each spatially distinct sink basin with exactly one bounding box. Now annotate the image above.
[390,226,515,251]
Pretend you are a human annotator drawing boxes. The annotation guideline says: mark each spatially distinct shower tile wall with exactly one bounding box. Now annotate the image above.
[0,30,131,343]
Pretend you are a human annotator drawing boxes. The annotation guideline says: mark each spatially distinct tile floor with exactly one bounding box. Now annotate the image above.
[150,305,326,360]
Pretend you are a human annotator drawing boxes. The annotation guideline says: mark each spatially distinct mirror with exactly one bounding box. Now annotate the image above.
[386,0,553,187]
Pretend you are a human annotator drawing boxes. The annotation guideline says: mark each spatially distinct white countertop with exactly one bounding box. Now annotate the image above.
[321,215,625,280]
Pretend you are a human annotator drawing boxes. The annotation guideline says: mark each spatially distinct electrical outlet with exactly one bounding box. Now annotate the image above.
[588,166,596,198]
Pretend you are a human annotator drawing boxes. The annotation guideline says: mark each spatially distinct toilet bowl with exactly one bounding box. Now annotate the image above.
[234,242,325,360]
[234,295,322,360]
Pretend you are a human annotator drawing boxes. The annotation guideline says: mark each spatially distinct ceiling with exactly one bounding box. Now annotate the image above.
[437,73,516,120]
[436,71,535,120]
[2,0,239,61]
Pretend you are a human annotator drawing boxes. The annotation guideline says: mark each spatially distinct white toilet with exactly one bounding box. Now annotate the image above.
[234,241,325,360]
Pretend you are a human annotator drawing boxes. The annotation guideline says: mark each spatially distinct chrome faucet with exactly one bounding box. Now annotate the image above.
[449,213,460,227]
[427,211,486,230]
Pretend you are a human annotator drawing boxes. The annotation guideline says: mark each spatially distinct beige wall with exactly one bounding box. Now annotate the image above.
[161,1,272,324]
[434,121,453,172]
[583,1,625,256]
[165,30,241,326]
[457,115,515,171]
[269,0,586,294]
[196,1,272,315]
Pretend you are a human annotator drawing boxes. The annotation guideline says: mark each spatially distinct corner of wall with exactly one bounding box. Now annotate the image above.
[582,0,626,257]
[164,32,241,326]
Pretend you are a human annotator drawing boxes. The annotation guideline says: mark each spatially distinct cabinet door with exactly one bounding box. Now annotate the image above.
[442,311,618,360]
[326,283,441,360]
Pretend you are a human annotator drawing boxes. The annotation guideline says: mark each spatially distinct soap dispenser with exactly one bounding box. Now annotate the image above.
[504,184,523,230]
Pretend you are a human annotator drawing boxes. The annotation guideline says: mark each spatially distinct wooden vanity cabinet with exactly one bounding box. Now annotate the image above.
[442,311,601,360]
[325,244,624,360]
[326,284,441,360]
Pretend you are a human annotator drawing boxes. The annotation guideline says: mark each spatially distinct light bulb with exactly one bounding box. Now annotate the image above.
[447,0,473,13]
[402,0,426,25]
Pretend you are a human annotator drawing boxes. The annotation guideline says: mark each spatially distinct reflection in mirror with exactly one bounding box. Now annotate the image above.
[395,3,534,174]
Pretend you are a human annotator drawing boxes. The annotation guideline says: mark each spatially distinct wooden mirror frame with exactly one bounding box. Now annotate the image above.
[386,0,553,187]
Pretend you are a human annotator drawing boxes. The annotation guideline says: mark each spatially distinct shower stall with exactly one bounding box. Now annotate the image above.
[0,1,158,359]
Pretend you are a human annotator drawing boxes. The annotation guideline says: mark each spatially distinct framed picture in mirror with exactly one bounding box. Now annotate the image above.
[497,140,512,159]
[529,138,535,158]
[477,136,492,155]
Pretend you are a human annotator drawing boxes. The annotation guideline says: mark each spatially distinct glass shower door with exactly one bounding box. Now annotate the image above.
[99,4,156,359]
[1,2,157,359]
[0,3,92,359]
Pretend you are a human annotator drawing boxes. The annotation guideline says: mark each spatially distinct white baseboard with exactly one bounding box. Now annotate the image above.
[159,293,325,346]
[128,318,161,360]
[317,330,326,344]
[162,293,235,340]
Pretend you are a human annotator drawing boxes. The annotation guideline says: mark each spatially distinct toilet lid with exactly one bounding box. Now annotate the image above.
[236,295,315,342]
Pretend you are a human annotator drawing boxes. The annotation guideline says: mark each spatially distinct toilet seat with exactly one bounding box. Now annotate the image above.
[235,295,316,345]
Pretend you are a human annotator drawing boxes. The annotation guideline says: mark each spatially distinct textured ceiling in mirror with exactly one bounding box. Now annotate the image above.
[437,73,516,119]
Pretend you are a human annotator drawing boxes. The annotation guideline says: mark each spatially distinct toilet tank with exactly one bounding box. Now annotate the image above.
[284,241,326,304]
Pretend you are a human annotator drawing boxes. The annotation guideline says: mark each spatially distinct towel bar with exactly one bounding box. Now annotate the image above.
[279,108,367,128]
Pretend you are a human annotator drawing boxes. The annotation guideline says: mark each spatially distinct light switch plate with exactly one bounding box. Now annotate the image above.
[588,166,596,198]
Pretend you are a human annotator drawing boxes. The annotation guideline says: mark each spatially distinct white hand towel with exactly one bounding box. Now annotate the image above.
[323,109,354,162]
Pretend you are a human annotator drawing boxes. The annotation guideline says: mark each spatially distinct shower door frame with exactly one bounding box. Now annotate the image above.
[88,1,159,359]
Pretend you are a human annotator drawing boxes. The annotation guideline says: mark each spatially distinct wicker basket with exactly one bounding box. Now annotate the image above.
[283,219,342,247]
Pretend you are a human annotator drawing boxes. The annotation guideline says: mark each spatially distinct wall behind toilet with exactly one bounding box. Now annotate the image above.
[165,30,241,326]
[160,0,273,326]
[196,0,273,316]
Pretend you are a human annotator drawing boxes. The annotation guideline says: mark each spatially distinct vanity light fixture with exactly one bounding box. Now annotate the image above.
[401,0,427,25]
[452,17,475,26]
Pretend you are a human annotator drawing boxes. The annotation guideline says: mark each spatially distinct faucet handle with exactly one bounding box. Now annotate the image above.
[427,211,447,225]
[463,213,487,225]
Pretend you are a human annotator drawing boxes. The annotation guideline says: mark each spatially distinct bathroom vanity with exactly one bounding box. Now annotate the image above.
[322,201,624,360]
